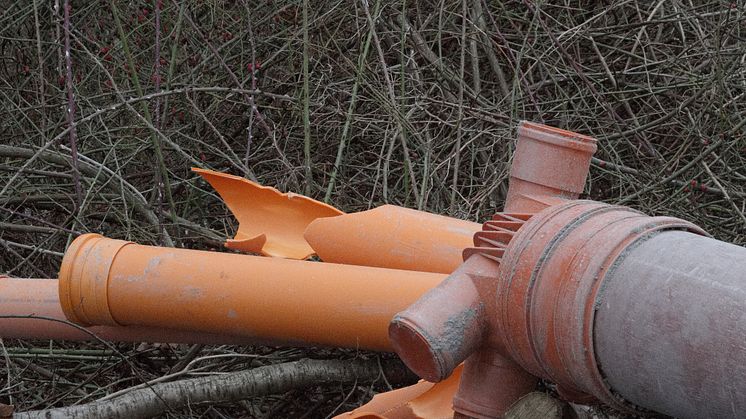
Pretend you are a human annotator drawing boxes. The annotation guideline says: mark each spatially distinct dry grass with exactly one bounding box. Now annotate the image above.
[0,0,744,417]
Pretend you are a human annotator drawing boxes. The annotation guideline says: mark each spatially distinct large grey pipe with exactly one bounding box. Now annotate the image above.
[596,231,746,419]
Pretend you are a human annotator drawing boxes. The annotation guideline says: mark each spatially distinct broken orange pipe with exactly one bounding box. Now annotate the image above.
[0,276,259,345]
[58,234,445,352]
[195,168,481,273]
[336,364,464,419]
[193,168,343,259]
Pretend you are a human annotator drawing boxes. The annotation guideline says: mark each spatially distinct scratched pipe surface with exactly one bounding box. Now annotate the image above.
[595,230,746,419]
[0,277,259,344]
[59,234,446,352]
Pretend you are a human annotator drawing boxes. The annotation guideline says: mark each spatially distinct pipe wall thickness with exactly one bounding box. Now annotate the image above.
[59,234,445,351]
[595,230,746,419]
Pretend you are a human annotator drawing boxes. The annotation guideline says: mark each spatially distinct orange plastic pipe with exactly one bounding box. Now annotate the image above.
[304,205,481,274]
[58,234,445,351]
[194,168,479,272]
[0,276,258,344]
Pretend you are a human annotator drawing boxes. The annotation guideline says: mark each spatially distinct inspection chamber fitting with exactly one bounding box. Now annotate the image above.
[388,199,740,418]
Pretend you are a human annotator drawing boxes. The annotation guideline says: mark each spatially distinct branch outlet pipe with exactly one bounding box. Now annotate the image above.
[194,167,481,272]
[58,234,445,351]
[503,121,597,213]
[0,276,258,344]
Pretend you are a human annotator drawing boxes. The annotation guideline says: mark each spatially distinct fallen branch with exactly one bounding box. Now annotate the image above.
[15,358,416,419]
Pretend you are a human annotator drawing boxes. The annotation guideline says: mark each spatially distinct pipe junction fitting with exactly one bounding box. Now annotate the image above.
[390,200,708,418]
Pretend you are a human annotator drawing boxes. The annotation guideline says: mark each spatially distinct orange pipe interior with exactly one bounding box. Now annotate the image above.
[59,234,446,351]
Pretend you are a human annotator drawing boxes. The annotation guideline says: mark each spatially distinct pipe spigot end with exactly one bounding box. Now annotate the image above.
[389,316,451,382]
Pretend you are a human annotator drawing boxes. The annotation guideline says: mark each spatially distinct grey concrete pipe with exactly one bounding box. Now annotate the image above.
[595,230,746,419]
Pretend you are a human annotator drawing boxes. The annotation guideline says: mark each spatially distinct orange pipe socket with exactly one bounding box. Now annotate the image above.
[0,276,258,345]
[503,121,597,213]
[58,234,445,351]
